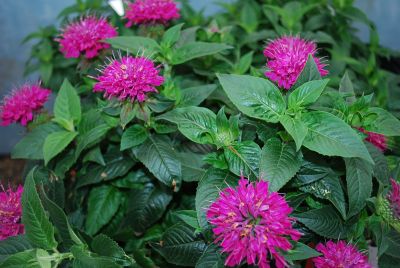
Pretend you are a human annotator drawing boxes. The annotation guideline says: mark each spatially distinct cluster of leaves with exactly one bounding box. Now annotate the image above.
[2,0,400,267]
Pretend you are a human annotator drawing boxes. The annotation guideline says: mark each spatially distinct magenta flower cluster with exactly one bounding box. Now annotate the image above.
[263,36,328,89]
[207,178,301,268]
[0,84,51,126]
[358,127,387,152]
[313,240,371,268]
[388,179,400,219]
[94,56,164,102]
[57,16,117,59]
[125,0,180,27]
[0,185,24,241]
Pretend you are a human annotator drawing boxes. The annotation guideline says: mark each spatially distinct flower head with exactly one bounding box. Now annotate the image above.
[94,56,164,102]
[0,185,24,240]
[57,16,117,59]
[207,178,301,268]
[313,240,371,268]
[358,127,387,152]
[263,36,328,89]
[388,179,400,219]
[125,0,180,27]
[0,84,51,126]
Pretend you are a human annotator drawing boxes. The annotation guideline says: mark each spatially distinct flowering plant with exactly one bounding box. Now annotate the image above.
[1,0,400,267]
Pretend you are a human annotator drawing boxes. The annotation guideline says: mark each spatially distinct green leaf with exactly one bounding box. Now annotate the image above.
[75,123,110,159]
[240,3,258,33]
[85,185,123,236]
[106,36,160,56]
[124,184,172,234]
[174,210,200,229]
[365,107,400,136]
[224,141,261,179]
[280,115,308,151]
[195,245,224,268]
[293,55,322,88]
[91,234,134,266]
[234,51,253,74]
[217,74,286,123]
[178,84,217,107]
[171,42,232,65]
[366,142,389,185]
[195,169,237,229]
[259,138,302,191]
[11,123,60,160]
[289,79,329,108]
[345,158,372,218]
[0,249,50,268]
[158,107,216,144]
[284,242,321,261]
[43,130,77,165]
[133,135,182,190]
[339,71,356,104]
[120,102,137,129]
[120,125,148,150]
[161,23,184,48]
[294,205,348,238]
[54,79,81,128]
[22,169,57,250]
[301,111,373,163]
[71,246,120,268]
[179,152,206,182]
[151,223,207,266]
[0,236,32,262]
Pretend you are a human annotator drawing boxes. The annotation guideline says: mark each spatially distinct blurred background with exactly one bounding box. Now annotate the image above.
[0,0,399,176]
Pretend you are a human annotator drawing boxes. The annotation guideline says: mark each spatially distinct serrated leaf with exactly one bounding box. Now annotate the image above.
[345,158,372,218]
[0,249,49,268]
[0,235,32,262]
[174,210,199,229]
[178,84,217,107]
[133,135,182,190]
[280,115,308,151]
[11,123,60,160]
[158,107,216,144]
[91,234,134,266]
[195,244,224,268]
[151,223,207,266]
[106,36,160,56]
[217,74,286,123]
[43,131,77,165]
[293,55,322,88]
[289,79,329,108]
[75,123,110,159]
[171,42,232,65]
[120,125,148,150]
[85,185,123,236]
[366,142,389,185]
[54,79,81,127]
[71,246,120,268]
[365,107,400,136]
[124,184,172,234]
[180,152,206,182]
[301,111,373,163]
[22,169,57,250]
[284,242,321,261]
[224,141,261,179]
[195,169,237,229]
[260,138,302,191]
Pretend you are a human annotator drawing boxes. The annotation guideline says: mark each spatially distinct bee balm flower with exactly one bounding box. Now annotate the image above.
[358,127,387,152]
[57,16,117,59]
[0,185,24,240]
[125,0,180,27]
[94,56,164,102]
[263,36,328,89]
[313,240,371,268]
[207,178,301,268]
[0,84,51,126]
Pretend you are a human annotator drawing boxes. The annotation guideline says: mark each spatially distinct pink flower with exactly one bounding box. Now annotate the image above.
[388,179,400,219]
[57,16,117,59]
[358,127,387,152]
[206,178,301,268]
[0,185,24,240]
[0,84,51,126]
[94,56,164,102]
[263,36,328,89]
[313,240,371,268]
[125,0,180,27]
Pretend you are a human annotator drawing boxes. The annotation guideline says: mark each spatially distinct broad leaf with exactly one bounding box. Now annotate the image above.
[75,123,110,159]
[224,141,261,179]
[260,138,302,191]
[71,246,119,268]
[195,245,224,268]
[280,115,308,151]
[284,242,321,261]
[120,124,148,150]
[288,79,329,108]
[22,169,57,250]
[174,210,200,229]
[178,84,217,107]
[345,158,372,218]
[365,107,400,136]
[366,142,389,185]
[54,79,81,128]
[43,130,77,165]
[217,74,286,123]
[161,23,184,48]
[91,234,133,266]
[0,236,32,262]
[0,249,50,268]
[106,36,160,56]
[293,55,322,88]
[171,42,232,65]
[301,111,373,163]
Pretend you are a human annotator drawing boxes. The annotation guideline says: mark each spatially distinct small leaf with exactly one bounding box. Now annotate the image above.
[0,236,32,262]
[43,131,77,165]
[120,124,148,150]
[339,71,356,104]
[195,245,224,268]
[161,23,184,48]
[171,42,232,65]
[75,124,110,159]
[106,36,160,56]
[91,234,134,266]
[54,79,81,127]
[364,107,400,136]
[293,55,322,88]
[71,246,120,268]
[289,79,329,108]
[280,115,308,151]
[178,84,217,107]
[284,242,321,261]
[224,141,261,179]
[174,210,200,229]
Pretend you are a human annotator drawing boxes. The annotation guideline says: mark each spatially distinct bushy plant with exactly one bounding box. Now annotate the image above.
[1,0,400,267]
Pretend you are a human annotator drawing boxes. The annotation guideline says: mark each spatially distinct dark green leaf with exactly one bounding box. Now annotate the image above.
[43,130,77,165]
[293,55,322,88]
[284,242,321,261]
[178,84,217,107]
[174,210,199,229]
[365,107,400,136]
[106,36,160,56]
[366,142,389,185]
[54,79,81,127]
[71,246,120,268]
[289,79,329,108]
[195,245,224,268]
[121,125,148,150]
[91,234,134,266]
[0,236,32,262]
[280,115,308,151]
[224,141,261,179]
[171,42,232,65]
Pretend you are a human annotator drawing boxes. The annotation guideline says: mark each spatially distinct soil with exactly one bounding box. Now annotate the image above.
[0,155,25,186]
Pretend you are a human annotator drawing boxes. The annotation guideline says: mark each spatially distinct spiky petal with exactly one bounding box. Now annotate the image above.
[358,127,387,152]
[0,185,24,240]
[313,240,371,268]
[207,178,301,268]
[94,56,164,102]
[57,16,117,59]
[263,36,328,89]
[0,84,51,126]
[125,0,180,27]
